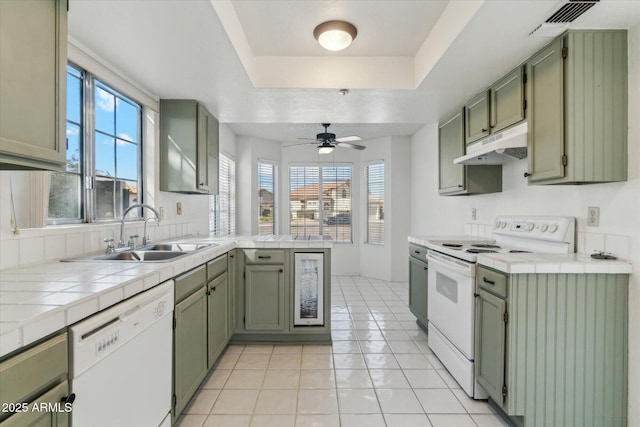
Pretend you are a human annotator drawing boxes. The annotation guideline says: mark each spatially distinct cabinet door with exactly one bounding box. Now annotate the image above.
[207,273,228,368]
[491,67,525,133]
[464,91,490,144]
[526,38,565,182]
[245,265,285,331]
[160,100,198,193]
[174,287,208,417]
[207,112,219,195]
[475,288,507,406]
[0,0,66,170]
[438,111,466,194]
[408,258,428,327]
[227,251,237,336]
[197,105,209,193]
[0,381,70,427]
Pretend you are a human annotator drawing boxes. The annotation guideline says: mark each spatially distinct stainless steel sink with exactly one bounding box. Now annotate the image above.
[140,243,216,252]
[62,242,217,263]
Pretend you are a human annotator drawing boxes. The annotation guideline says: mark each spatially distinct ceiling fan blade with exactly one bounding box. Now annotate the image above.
[335,135,361,143]
[297,137,318,141]
[284,142,316,148]
[336,141,366,150]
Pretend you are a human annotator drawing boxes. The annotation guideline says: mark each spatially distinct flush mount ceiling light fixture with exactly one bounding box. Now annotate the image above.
[313,20,357,51]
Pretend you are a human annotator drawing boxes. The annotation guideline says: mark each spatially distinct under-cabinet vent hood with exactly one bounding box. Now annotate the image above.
[454,122,528,165]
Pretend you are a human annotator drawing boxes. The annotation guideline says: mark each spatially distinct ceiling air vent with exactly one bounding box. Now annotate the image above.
[529,0,599,37]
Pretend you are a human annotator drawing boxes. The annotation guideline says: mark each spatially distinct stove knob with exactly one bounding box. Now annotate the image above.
[527,223,535,231]
[494,221,500,229]
[549,224,558,233]
[501,221,507,228]
[541,224,549,232]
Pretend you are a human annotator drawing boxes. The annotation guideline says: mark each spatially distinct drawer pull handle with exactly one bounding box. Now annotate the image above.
[483,277,495,285]
[258,255,272,259]
[414,250,420,254]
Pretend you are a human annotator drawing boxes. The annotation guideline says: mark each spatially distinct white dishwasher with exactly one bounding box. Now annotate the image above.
[69,280,174,427]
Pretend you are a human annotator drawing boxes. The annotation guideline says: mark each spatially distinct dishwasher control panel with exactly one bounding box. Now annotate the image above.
[97,330,120,355]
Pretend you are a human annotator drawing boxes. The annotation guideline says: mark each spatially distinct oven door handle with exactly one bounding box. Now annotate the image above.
[426,252,475,277]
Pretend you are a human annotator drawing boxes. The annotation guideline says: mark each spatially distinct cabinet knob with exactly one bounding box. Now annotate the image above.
[424,267,428,271]
[60,393,76,405]
[490,125,495,129]
[213,286,216,292]
[457,185,463,188]
[474,293,480,298]
[279,269,283,273]
[524,172,531,178]
[481,128,487,132]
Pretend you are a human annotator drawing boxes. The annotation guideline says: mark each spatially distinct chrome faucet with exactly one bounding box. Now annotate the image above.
[119,204,161,249]
[143,217,158,246]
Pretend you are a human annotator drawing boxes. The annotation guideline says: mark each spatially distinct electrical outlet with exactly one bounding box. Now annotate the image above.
[176,202,182,215]
[472,208,477,221]
[159,207,165,220]
[587,206,599,227]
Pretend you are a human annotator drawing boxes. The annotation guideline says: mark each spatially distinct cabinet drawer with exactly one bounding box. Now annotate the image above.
[0,333,67,408]
[478,267,507,298]
[207,254,227,281]
[175,265,206,303]
[244,249,285,264]
[409,244,428,262]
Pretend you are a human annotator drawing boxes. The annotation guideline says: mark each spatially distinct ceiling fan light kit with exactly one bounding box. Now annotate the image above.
[318,143,335,154]
[314,20,357,51]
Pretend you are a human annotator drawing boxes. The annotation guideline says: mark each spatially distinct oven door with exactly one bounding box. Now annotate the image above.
[427,250,476,359]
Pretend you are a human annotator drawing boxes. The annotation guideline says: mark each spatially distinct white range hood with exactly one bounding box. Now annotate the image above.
[454,122,528,165]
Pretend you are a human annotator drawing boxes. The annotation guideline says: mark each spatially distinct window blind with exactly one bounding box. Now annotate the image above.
[258,162,278,235]
[209,153,235,236]
[289,165,352,243]
[366,162,384,245]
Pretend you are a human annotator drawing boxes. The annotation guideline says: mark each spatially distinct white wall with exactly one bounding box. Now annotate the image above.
[410,23,640,425]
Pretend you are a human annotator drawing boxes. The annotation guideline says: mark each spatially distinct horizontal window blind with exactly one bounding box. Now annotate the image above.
[366,162,384,245]
[289,165,352,243]
[258,162,278,235]
[210,153,235,236]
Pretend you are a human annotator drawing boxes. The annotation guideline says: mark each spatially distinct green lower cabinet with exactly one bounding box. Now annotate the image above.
[408,257,428,328]
[476,266,629,427]
[207,273,228,368]
[173,286,208,419]
[475,288,507,407]
[245,265,286,331]
[0,382,70,427]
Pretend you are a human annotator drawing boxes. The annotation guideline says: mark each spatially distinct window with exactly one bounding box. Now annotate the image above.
[366,162,384,245]
[210,153,236,235]
[289,165,352,243]
[258,161,278,235]
[48,64,143,223]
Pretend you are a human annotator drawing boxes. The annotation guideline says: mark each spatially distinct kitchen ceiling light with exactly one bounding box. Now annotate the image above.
[318,142,334,154]
[314,21,357,51]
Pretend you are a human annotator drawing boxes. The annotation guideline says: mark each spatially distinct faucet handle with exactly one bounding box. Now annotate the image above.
[128,234,139,249]
[103,237,115,254]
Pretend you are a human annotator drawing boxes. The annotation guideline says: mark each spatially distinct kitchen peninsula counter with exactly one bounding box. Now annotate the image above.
[0,235,332,357]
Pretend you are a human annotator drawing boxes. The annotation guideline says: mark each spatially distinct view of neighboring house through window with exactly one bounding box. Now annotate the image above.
[289,165,352,243]
[258,161,278,235]
[48,64,143,223]
[210,153,236,235]
[366,162,384,245]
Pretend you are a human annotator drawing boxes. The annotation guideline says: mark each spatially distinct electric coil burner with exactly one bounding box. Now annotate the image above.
[424,216,576,400]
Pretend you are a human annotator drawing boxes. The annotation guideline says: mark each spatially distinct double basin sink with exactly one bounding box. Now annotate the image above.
[63,242,217,263]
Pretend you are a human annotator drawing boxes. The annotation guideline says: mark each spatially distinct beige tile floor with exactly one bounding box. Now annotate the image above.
[176,276,510,427]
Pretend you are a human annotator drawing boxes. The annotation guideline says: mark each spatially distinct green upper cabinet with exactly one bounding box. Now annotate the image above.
[464,91,490,144]
[160,99,219,194]
[526,30,628,184]
[490,66,525,134]
[0,0,67,171]
[439,110,502,196]
[465,66,525,146]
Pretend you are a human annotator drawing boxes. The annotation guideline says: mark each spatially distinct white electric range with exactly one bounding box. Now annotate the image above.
[425,216,575,399]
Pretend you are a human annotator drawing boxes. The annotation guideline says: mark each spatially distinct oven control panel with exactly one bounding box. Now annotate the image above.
[493,216,575,242]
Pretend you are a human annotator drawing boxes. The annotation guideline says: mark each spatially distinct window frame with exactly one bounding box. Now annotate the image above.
[48,62,144,225]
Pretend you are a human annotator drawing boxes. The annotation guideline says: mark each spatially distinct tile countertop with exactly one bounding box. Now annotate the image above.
[408,235,494,247]
[477,252,633,275]
[0,235,332,358]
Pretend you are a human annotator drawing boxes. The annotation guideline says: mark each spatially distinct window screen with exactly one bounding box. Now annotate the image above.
[210,153,236,235]
[258,162,278,235]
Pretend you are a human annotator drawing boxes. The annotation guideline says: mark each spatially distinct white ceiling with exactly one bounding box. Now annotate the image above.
[67,0,640,143]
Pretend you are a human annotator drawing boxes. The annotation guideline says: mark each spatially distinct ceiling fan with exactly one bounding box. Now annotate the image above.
[289,123,365,154]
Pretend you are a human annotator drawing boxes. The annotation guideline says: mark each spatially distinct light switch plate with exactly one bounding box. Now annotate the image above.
[176,202,182,215]
[587,207,599,227]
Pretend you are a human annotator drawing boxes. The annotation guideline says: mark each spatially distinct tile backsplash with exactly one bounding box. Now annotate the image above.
[465,222,632,261]
[0,221,193,270]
